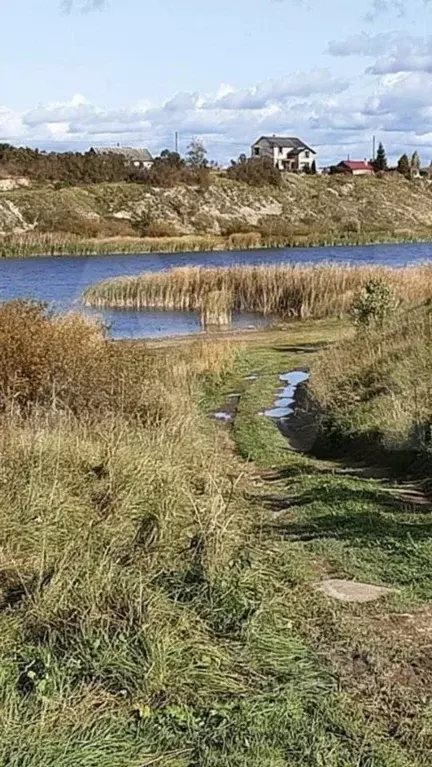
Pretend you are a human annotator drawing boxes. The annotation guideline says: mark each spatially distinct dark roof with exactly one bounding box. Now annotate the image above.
[253,136,316,153]
[93,147,153,162]
[338,160,374,171]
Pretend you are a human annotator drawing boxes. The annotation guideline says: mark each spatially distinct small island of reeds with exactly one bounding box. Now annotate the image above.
[83,262,432,323]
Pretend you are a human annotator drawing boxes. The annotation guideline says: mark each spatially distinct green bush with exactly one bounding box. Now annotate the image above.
[351,278,398,330]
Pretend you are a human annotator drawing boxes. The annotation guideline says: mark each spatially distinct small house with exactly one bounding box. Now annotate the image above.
[92,147,154,170]
[337,161,374,176]
[251,136,316,172]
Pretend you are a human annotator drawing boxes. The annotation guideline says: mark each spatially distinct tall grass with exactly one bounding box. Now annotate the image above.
[311,304,432,452]
[0,302,254,764]
[83,262,432,320]
[0,304,355,765]
[0,233,224,257]
[0,228,430,257]
[0,301,430,764]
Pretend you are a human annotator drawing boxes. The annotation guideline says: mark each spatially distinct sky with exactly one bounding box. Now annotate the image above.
[2,0,432,165]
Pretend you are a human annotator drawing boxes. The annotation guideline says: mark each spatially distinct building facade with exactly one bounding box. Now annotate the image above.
[337,161,374,176]
[251,136,316,172]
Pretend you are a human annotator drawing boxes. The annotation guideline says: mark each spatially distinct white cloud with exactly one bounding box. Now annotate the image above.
[328,32,432,75]
[328,32,395,58]
[364,0,405,21]
[61,0,107,12]
[369,38,432,75]
[1,67,432,167]
[202,70,349,110]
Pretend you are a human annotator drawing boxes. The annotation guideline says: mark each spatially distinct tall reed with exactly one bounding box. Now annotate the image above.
[200,289,233,328]
[83,263,432,320]
[1,229,430,258]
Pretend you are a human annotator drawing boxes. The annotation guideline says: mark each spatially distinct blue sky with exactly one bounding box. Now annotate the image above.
[2,0,432,165]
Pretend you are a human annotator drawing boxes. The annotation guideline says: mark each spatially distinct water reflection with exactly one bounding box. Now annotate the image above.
[262,370,310,420]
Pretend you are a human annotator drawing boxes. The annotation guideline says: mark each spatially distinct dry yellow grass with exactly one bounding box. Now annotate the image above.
[83,263,432,320]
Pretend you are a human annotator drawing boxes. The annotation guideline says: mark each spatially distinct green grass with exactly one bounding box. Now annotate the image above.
[1,309,432,765]
[217,328,432,764]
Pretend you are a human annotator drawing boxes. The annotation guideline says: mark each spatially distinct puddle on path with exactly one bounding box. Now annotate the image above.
[261,370,310,421]
[212,393,241,424]
[212,369,310,430]
[213,411,233,422]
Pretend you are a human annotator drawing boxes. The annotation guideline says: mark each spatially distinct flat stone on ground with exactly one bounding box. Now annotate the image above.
[315,579,394,603]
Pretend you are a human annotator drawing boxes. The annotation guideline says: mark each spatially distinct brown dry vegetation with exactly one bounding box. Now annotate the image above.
[83,263,432,320]
[1,173,432,254]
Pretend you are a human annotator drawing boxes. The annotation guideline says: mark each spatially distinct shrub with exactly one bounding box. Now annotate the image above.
[193,212,217,233]
[37,209,102,237]
[0,301,159,418]
[219,218,255,236]
[146,220,180,238]
[351,278,398,330]
[227,156,281,187]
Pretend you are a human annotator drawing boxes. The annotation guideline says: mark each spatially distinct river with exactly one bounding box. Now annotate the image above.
[0,242,431,338]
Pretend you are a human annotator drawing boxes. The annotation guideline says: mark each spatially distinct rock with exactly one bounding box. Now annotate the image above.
[0,177,30,191]
[314,579,394,603]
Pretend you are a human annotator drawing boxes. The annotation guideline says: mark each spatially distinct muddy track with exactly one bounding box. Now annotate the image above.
[229,369,432,512]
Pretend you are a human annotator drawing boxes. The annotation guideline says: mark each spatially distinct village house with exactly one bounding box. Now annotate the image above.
[337,160,374,176]
[92,147,154,170]
[251,136,316,172]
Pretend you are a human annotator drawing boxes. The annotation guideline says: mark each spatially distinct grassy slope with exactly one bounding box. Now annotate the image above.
[1,174,432,253]
[310,305,432,461]
[203,326,432,765]
[1,315,432,766]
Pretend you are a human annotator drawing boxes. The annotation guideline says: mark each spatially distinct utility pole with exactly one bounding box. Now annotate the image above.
[175,131,179,154]
[372,135,376,162]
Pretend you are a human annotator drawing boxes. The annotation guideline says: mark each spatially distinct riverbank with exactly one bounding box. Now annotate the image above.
[1,229,432,258]
[1,174,432,257]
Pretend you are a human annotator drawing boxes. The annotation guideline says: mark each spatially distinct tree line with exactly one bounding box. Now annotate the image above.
[0,139,212,187]
[1,138,430,188]
[373,142,430,177]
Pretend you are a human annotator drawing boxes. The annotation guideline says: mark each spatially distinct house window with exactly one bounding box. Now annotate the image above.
[305,151,310,158]
[254,147,260,156]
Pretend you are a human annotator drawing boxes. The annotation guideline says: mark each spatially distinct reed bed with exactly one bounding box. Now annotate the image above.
[0,229,429,257]
[0,233,225,258]
[83,262,432,320]
[200,289,233,327]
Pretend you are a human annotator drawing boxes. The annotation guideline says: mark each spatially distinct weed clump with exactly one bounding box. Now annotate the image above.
[351,277,398,330]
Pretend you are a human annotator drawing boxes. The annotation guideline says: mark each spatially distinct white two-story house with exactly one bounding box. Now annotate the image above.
[251,136,316,172]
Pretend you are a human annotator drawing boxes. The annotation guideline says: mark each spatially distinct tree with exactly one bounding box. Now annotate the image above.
[186,138,208,168]
[159,149,184,168]
[397,154,411,177]
[311,160,317,175]
[411,151,421,171]
[227,155,281,187]
[373,142,388,172]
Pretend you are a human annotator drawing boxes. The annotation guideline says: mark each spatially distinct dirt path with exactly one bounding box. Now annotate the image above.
[116,318,350,351]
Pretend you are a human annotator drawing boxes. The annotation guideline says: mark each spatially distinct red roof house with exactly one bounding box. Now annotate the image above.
[337,160,375,175]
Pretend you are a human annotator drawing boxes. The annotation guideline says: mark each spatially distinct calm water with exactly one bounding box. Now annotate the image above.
[1,241,431,338]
